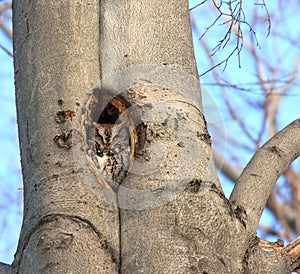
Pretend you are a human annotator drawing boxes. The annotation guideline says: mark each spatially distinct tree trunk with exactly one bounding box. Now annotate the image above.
[13,1,119,273]
[11,0,300,273]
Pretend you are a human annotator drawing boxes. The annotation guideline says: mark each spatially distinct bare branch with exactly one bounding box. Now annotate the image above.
[0,43,12,57]
[0,2,11,13]
[0,2,12,57]
[215,152,297,239]
[229,119,300,235]
[190,0,207,11]
[254,0,271,36]
[0,2,12,40]
[0,20,12,40]
[196,0,269,75]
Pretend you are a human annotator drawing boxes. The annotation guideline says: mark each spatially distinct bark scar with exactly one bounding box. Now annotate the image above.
[53,130,73,149]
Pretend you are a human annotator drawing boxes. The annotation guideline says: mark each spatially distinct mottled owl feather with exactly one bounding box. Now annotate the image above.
[92,122,131,185]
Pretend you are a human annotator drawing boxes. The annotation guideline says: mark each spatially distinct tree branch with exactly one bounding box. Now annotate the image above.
[215,151,297,238]
[229,119,300,235]
[0,43,13,57]
[282,235,300,273]
[0,262,12,274]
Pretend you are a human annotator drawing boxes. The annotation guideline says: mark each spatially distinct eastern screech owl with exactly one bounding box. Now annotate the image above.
[92,122,132,185]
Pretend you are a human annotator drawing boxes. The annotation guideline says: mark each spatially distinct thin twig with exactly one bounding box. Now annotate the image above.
[0,43,13,57]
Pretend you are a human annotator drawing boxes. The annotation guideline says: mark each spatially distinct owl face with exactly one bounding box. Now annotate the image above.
[92,122,131,185]
[95,124,113,156]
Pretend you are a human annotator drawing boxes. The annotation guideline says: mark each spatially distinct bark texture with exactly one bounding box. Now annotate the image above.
[11,0,300,273]
[230,119,300,235]
[99,1,244,272]
[13,1,119,273]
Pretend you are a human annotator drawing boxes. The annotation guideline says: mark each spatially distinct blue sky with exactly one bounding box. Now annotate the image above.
[190,0,300,242]
[0,16,23,263]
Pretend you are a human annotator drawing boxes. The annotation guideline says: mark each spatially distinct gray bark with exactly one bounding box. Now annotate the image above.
[0,263,12,274]
[230,119,300,235]
[10,0,300,273]
[13,1,119,273]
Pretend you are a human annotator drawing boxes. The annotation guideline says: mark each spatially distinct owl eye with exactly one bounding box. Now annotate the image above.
[97,150,104,157]
[107,150,114,157]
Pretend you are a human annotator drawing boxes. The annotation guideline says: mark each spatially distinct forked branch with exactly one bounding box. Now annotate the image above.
[229,119,300,235]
